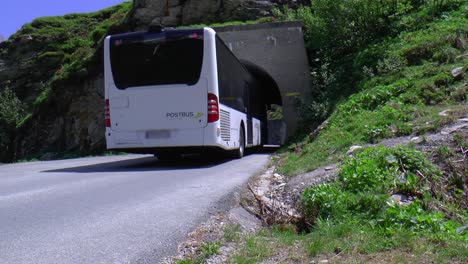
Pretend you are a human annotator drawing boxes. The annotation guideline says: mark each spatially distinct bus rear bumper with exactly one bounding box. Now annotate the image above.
[107,146,227,155]
[106,127,203,148]
[105,127,232,154]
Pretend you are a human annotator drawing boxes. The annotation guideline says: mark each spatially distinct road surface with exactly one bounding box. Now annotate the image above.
[0,154,270,263]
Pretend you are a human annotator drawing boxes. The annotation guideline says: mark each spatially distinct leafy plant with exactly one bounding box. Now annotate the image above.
[175,260,193,264]
[435,145,455,158]
[200,241,221,256]
[301,145,466,239]
[0,88,25,126]
[0,88,26,161]
[223,224,242,242]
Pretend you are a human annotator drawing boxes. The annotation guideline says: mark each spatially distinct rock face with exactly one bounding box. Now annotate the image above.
[0,36,62,106]
[0,29,104,161]
[131,0,308,29]
[0,35,107,160]
[0,3,132,161]
[15,77,106,159]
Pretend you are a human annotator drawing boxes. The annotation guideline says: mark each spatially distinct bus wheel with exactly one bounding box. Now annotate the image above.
[234,127,245,159]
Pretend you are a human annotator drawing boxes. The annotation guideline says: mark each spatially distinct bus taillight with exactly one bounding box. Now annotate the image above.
[208,93,219,123]
[105,99,111,127]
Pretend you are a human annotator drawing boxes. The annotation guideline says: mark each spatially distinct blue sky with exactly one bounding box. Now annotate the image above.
[0,0,129,39]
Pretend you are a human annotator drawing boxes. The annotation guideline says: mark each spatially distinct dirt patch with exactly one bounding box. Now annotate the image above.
[240,162,340,230]
[161,207,261,263]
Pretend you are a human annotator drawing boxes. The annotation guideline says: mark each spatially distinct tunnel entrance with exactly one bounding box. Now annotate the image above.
[241,60,286,145]
[241,60,282,106]
[215,21,311,141]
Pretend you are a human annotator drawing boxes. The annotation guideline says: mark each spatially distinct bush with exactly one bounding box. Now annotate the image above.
[0,88,25,161]
[337,80,411,114]
[272,0,446,59]
[90,27,108,42]
[302,146,465,237]
[339,146,440,193]
[0,88,25,127]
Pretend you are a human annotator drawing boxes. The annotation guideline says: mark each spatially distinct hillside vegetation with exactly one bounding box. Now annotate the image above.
[239,1,467,263]
[177,1,467,263]
[278,0,467,175]
[0,2,132,161]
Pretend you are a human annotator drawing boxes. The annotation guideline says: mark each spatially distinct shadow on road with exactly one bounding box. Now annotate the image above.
[43,155,232,173]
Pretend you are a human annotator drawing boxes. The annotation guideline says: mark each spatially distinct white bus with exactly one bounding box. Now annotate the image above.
[104,27,273,159]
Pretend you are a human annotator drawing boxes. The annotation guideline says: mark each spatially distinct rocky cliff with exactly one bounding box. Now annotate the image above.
[0,2,132,161]
[131,0,308,28]
[13,77,106,160]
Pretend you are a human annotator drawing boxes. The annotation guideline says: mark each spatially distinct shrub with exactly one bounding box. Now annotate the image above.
[0,88,26,161]
[339,146,440,193]
[272,0,459,59]
[90,27,108,42]
[337,80,411,114]
[0,88,25,127]
[302,146,465,237]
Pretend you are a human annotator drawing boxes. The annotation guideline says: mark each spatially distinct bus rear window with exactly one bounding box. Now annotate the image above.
[110,31,204,89]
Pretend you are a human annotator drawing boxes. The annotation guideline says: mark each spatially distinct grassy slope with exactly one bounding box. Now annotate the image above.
[0,2,133,161]
[5,2,132,109]
[20,1,132,117]
[280,6,468,176]
[231,3,468,263]
[177,3,468,264]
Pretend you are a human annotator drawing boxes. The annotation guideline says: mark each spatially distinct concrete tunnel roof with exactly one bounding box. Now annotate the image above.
[241,59,283,106]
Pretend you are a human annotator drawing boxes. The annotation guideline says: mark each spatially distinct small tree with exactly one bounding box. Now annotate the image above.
[0,87,25,161]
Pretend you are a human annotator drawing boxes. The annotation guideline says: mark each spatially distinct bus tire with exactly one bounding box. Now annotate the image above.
[233,126,245,159]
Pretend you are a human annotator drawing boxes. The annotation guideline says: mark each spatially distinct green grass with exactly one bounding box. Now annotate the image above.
[175,261,193,264]
[302,145,467,231]
[279,4,468,176]
[272,5,468,250]
[231,236,272,264]
[259,144,468,262]
[175,241,222,264]
[178,17,276,29]
[223,224,242,242]
[174,2,468,263]
[227,216,467,263]
[453,133,468,148]
[200,241,221,257]
[304,222,467,262]
[9,1,133,116]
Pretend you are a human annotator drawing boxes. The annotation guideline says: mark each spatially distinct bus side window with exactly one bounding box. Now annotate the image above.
[216,36,250,112]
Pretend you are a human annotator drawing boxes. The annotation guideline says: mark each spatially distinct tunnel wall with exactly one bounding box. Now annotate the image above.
[214,21,311,140]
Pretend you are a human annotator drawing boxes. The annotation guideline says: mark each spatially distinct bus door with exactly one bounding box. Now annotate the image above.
[244,82,253,145]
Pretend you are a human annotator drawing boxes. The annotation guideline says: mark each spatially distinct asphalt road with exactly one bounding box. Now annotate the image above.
[0,154,270,263]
